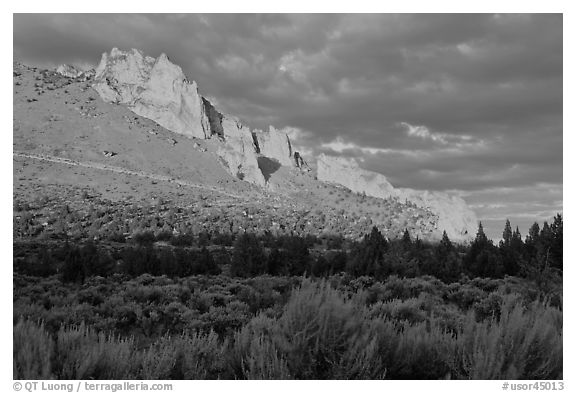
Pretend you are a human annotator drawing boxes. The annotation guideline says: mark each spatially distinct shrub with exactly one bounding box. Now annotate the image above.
[453,296,562,379]
[13,318,53,379]
[177,331,227,379]
[55,323,136,379]
[170,233,194,247]
[137,336,179,379]
[13,274,562,380]
[133,231,156,245]
[387,322,455,379]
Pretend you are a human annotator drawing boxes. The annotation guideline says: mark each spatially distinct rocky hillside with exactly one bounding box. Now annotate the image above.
[92,48,301,187]
[13,61,439,242]
[13,47,479,242]
[88,48,477,240]
[317,154,477,240]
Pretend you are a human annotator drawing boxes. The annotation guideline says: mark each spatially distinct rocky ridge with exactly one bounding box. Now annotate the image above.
[53,48,478,241]
[317,154,477,240]
[13,61,438,243]
[90,48,300,186]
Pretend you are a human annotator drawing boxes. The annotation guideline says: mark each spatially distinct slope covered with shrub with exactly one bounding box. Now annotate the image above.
[14,276,561,379]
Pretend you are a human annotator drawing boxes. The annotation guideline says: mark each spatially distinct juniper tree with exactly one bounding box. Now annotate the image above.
[464,222,504,278]
[500,219,513,248]
[347,226,388,278]
[401,229,412,250]
[231,232,266,277]
[550,214,563,270]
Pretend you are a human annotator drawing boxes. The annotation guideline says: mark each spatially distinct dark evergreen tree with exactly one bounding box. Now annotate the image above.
[540,222,553,250]
[520,219,561,287]
[174,248,193,276]
[61,244,85,283]
[266,247,283,275]
[133,230,155,245]
[197,246,221,275]
[550,214,563,270]
[198,231,211,247]
[499,220,521,276]
[511,226,524,253]
[231,232,267,277]
[464,222,504,278]
[525,222,541,254]
[311,255,330,277]
[438,231,453,255]
[413,236,424,250]
[500,219,513,248]
[24,247,57,277]
[527,221,555,275]
[158,248,178,277]
[430,230,462,282]
[282,236,311,276]
[401,229,412,250]
[347,226,388,278]
[475,222,489,245]
[329,251,348,274]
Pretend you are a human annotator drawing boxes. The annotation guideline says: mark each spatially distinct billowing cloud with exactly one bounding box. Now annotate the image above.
[399,122,487,149]
[13,13,562,239]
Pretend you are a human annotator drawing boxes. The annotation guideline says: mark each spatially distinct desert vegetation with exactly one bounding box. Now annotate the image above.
[14,275,561,379]
[12,41,562,381]
[13,201,562,379]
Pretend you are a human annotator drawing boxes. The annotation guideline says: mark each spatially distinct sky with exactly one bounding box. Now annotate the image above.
[13,13,563,240]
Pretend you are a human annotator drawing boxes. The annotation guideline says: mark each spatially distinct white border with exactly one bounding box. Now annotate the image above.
[3,3,572,391]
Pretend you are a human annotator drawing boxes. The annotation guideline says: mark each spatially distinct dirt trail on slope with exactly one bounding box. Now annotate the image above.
[13,151,253,201]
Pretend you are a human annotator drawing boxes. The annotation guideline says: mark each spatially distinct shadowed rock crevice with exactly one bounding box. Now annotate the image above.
[251,132,261,154]
[202,97,224,138]
[294,151,307,168]
[257,156,282,182]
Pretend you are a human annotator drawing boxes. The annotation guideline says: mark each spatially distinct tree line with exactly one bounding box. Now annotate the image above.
[15,214,562,285]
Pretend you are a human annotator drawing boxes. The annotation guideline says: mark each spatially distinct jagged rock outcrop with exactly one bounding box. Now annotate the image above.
[215,115,266,187]
[56,64,84,78]
[90,48,293,187]
[50,49,478,242]
[87,48,476,240]
[253,126,294,167]
[317,154,477,241]
[196,95,265,185]
[93,48,209,139]
[395,188,477,241]
[56,64,95,81]
[317,154,396,197]
[294,151,310,170]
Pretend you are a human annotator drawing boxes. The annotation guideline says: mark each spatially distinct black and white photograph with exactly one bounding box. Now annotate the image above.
[11,11,564,383]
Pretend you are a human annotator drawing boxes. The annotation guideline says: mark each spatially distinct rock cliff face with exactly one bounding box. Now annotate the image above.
[316,154,477,241]
[317,154,396,198]
[86,48,477,240]
[216,115,266,187]
[253,126,295,167]
[395,188,477,241]
[93,48,209,139]
[91,48,292,186]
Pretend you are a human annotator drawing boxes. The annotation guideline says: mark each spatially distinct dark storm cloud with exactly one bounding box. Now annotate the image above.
[13,13,562,237]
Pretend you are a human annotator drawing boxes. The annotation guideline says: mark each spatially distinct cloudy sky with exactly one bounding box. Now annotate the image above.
[13,14,563,239]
